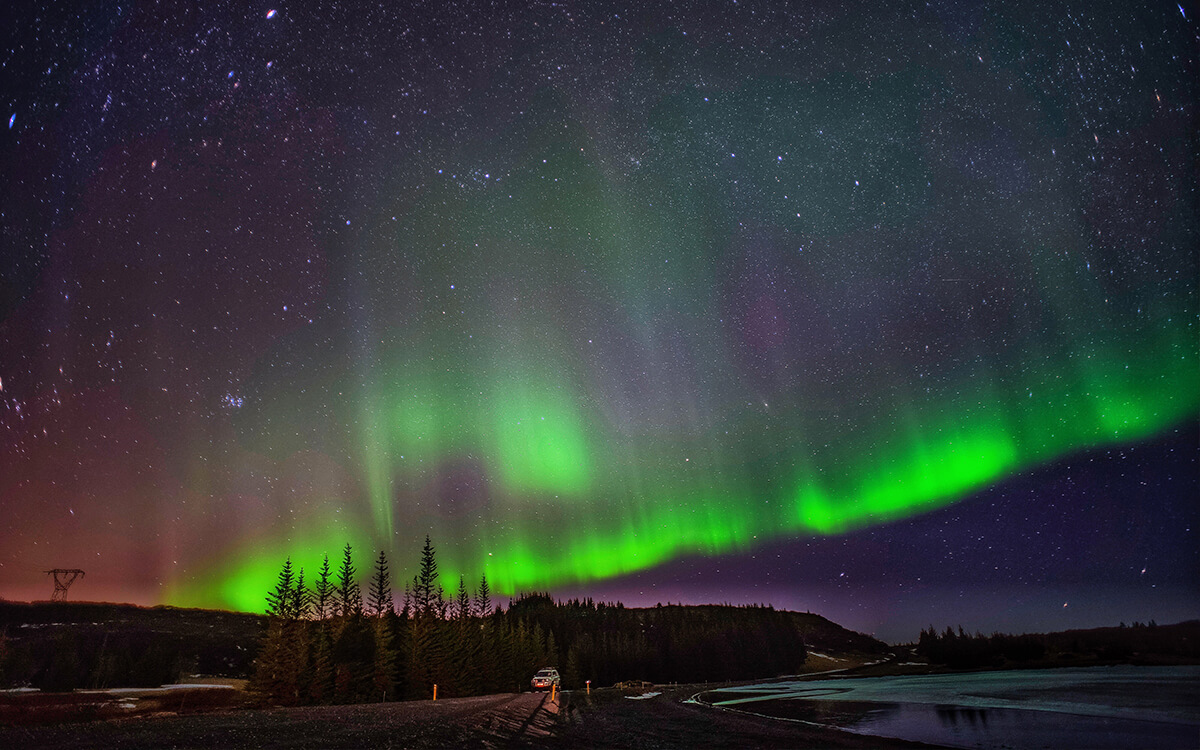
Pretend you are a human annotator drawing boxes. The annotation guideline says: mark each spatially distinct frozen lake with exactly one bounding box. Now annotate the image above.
[709,665,1200,749]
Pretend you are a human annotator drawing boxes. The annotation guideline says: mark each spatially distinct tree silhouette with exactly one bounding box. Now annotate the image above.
[455,575,471,621]
[414,536,439,617]
[474,574,492,618]
[369,550,393,617]
[292,568,312,620]
[336,544,362,617]
[265,558,296,619]
[313,554,334,620]
[256,536,814,706]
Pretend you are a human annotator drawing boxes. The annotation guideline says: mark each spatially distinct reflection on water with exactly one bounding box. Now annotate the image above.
[935,704,989,728]
[841,700,1197,750]
[710,667,1200,750]
[725,697,1200,750]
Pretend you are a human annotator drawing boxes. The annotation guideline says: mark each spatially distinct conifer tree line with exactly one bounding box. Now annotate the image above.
[915,620,1200,668]
[251,537,807,705]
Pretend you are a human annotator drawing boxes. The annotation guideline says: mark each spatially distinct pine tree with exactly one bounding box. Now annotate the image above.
[401,580,413,617]
[545,629,559,670]
[414,536,439,617]
[285,620,313,703]
[388,607,411,698]
[308,621,336,704]
[562,644,581,689]
[369,550,393,617]
[292,568,312,620]
[453,588,481,695]
[474,611,497,693]
[266,558,296,619]
[455,575,471,621]
[371,616,398,701]
[474,574,492,618]
[251,618,288,698]
[332,614,375,703]
[407,611,444,699]
[336,543,362,617]
[314,554,334,620]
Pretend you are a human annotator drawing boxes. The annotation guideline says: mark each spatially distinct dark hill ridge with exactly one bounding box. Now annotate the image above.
[1034,619,1200,662]
[606,603,888,655]
[0,600,267,632]
[0,600,266,690]
[788,610,889,655]
[1,599,885,690]
[916,618,1200,668]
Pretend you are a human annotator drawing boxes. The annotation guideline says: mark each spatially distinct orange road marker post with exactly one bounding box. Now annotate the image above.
[433,684,437,701]
[586,680,591,695]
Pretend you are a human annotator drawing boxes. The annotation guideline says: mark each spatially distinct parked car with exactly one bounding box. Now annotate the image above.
[531,667,560,691]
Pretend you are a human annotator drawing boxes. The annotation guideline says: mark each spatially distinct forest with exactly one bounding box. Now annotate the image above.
[916,620,1200,669]
[0,603,263,691]
[250,537,809,705]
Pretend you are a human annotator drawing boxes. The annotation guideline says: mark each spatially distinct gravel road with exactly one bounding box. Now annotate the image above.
[1,687,941,748]
[0,691,556,749]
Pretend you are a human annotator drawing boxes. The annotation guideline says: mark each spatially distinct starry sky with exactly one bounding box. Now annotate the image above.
[1,0,1196,643]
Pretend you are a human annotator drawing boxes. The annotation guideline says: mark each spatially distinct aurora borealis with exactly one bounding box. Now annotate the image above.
[2,0,1196,641]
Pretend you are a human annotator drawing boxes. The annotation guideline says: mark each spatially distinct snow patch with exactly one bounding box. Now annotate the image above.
[625,691,661,700]
[806,652,845,661]
[79,684,236,695]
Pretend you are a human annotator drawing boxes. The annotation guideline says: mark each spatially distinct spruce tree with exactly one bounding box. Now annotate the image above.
[292,568,312,620]
[434,583,447,619]
[414,535,438,617]
[336,543,362,617]
[401,580,413,618]
[371,616,398,701]
[454,586,481,695]
[369,550,393,617]
[251,618,288,698]
[388,607,411,698]
[308,621,336,704]
[332,613,375,702]
[545,629,559,669]
[314,554,334,620]
[266,558,296,619]
[455,575,471,621]
[474,574,492,618]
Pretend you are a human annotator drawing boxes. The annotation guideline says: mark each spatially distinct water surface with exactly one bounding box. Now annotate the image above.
[711,666,1200,749]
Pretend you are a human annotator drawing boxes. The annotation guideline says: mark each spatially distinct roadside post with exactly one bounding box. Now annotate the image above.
[433,684,437,701]
[551,684,557,701]
[586,680,591,695]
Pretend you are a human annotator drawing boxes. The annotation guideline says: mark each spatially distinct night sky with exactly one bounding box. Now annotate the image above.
[2,0,1196,643]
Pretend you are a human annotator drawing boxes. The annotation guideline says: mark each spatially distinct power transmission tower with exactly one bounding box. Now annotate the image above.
[45,569,85,601]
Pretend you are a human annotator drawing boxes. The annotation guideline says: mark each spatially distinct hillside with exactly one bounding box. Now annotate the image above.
[787,611,889,655]
[0,600,266,690]
[0,598,887,692]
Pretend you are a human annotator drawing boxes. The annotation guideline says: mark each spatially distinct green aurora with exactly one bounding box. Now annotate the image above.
[167,75,1198,613]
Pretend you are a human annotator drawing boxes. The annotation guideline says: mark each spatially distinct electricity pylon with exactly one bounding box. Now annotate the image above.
[45,569,85,601]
